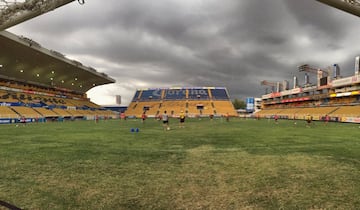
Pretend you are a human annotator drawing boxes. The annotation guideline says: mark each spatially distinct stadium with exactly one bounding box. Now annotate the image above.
[2,0,360,209]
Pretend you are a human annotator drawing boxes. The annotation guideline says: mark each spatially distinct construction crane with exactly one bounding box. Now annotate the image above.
[298,64,329,76]
[298,64,331,86]
[261,80,283,93]
[0,0,85,31]
[316,0,360,17]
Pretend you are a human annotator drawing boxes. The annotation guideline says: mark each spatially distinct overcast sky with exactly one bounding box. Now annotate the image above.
[8,0,360,105]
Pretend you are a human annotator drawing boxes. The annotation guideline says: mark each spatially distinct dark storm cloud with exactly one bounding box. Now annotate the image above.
[8,0,360,105]
[284,0,347,39]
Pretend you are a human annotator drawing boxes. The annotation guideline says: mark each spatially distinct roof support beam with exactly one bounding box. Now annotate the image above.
[316,0,360,17]
[0,0,77,31]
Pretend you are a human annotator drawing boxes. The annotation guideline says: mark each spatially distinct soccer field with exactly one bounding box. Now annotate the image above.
[1,118,360,209]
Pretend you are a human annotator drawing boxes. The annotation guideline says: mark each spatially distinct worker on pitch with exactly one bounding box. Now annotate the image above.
[179,110,185,128]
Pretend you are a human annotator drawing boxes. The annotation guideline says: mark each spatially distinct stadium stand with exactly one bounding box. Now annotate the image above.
[33,107,59,118]
[187,88,210,100]
[213,101,238,116]
[126,101,161,117]
[164,89,186,100]
[159,101,187,116]
[139,89,162,101]
[0,30,117,124]
[125,87,237,118]
[52,108,72,117]
[211,88,230,100]
[0,106,19,118]
[330,106,360,117]
[258,57,360,123]
[11,106,41,118]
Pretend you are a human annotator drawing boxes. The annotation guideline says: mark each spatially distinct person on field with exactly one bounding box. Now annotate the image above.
[20,116,26,126]
[141,112,147,123]
[306,114,312,127]
[324,114,330,125]
[179,111,185,128]
[162,110,170,130]
[225,112,230,122]
[274,114,279,124]
[209,114,214,121]
[120,112,126,120]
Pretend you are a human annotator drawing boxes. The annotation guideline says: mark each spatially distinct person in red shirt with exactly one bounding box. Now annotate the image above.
[120,112,126,120]
[141,112,147,123]
[324,114,330,125]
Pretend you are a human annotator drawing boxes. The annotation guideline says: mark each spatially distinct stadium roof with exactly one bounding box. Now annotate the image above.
[316,0,360,17]
[0,30,115,93]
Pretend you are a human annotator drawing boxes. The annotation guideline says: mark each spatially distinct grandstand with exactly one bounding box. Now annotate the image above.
[256,57,360,123]
[0,30,117,123]
[125,87,237,118]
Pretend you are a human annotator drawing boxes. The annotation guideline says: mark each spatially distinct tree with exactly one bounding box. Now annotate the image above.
[232,99,246,109]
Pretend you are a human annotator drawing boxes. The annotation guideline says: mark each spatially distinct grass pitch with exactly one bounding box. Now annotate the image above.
[1,118,360,209]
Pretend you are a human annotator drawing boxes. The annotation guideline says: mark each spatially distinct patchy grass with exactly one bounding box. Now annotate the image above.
[1,118,360,209]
